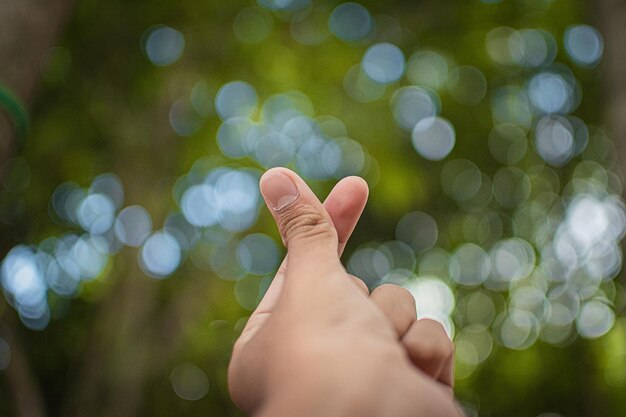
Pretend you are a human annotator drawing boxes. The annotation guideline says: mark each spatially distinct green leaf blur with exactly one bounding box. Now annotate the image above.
[1,0,625,416]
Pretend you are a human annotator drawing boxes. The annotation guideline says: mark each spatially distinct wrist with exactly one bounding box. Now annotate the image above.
[254,386,360,417]
[254,352,410,417]
[253,359,371,417]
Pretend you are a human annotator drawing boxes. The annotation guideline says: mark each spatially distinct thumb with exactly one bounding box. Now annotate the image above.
[259,168,341,278]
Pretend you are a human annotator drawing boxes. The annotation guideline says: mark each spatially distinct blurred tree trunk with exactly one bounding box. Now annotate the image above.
[0,319,46,417]
[595,0,626,286]
[61,86,212,417]
[0,0,74,169]
[595,0,626,182]
[0,1,74,416]
[3,3,209,416]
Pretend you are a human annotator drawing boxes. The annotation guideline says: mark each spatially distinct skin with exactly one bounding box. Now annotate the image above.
[228,167,461,417]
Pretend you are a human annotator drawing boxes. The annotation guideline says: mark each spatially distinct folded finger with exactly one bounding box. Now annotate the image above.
[401,319,455,389]
[370,284,416,337]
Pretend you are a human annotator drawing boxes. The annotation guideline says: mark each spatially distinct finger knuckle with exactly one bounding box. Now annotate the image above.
[434,336,454,360]
[398,287,417,309]
[374,283,394,293]
[278,205,336,243]
[422,320,453,352]
[415,341,447,363]
[405,333,453,363]
[375,284,416,309]
[349,275,369,293]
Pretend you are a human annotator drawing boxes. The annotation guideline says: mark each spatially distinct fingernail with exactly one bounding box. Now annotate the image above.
[261,171,300,211]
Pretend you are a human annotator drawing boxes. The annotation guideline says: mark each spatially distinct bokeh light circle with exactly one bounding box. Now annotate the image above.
[488,124,528,165]
[576,299,615,339]
[447,66,487,106]
[489,238,536,287]
[411,117,456,161]
[169,99,205,137]
[139,231,182,278]
[142,25,185,67]
[181,184,218,227]
[449,243,490,286]
[534,116,575,166]
[493,167,531,209]
[236,233,280,275]
[440,159,482,203]
[215,81,258,121]
[395,211,438,254]
[89,173,124,210]
[564,25,604,67]
[1,246,47,311]
[527,72,575,115]
[498,310,540,350]
[170,363,209,401]
[77,193,116,235]
[361,42,405,84]
[406,51,450,90]
[328,2,374,43]
[233,7,274,44]
[114,205,152,247]
[390,86,439,132]
[405,277,455,337]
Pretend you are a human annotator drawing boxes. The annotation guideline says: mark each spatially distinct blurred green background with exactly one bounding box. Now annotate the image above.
[1,0,625,416]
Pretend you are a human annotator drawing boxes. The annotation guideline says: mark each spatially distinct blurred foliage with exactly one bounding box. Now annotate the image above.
[1,0,626,416]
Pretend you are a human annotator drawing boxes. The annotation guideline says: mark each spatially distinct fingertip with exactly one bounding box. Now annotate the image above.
[260,166,294,177]
[259,169,300,212]
[339,176,369,198]
[402,319,455,388]
[325,177,368,213]
[259,166,290,185]
[416,318,453,340]
[349,175,369,189]
[370,284,417,336]
[259,168,339,262]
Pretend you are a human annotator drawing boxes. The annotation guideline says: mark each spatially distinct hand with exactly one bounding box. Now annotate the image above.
[228,168,461,417]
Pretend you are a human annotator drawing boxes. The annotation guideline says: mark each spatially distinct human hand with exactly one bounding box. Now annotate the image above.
[228,168,461,417]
